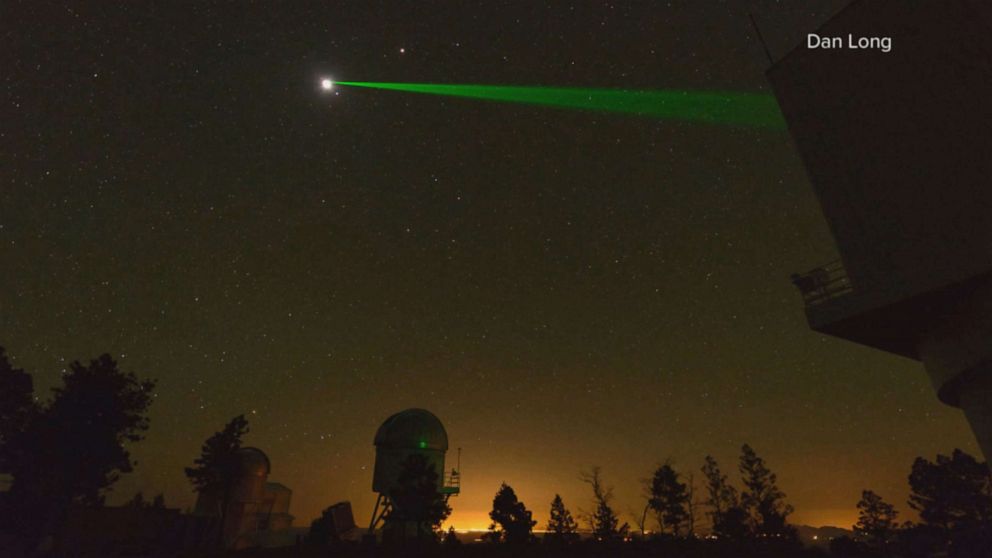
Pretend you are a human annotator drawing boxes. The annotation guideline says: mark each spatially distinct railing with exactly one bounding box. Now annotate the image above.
[790,259,852,306]
[441,470,460,494]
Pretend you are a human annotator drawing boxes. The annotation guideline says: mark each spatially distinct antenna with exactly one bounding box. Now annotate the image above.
[457,447,461,472]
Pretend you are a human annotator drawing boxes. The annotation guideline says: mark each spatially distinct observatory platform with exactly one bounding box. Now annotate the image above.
[772,0,992,461]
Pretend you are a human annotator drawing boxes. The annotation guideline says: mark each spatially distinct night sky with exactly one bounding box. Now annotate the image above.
[2,1,980,531]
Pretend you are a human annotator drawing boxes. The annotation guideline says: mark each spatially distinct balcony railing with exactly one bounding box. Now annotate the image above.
[441,470,460,495]
[790,259,852,306]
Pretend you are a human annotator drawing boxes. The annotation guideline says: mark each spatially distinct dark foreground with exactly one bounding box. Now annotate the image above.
[182,540,828,558]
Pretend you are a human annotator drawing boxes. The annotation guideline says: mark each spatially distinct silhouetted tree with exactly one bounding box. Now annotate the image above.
[1,352,155,551]
[909,449,992,529]
[892,521,945,558]
[580,466,629,541]
[442,526,461,547]
[739,444,796,540]
[631,502,650,537]
[686,472,699,537]
[127,491,165,510]
[908,449,992,556]
[853,490,898,549]
[545,494,578,544]
[128,491,146,509]
[648,461,690,536]
[488,482,536,544]
[184,414,249,545]
[387,453,451,539]
[0,347,37,475]
[701,455,749,540]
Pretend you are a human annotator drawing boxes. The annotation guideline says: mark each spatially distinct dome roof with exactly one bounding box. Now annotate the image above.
[374,408,448,451]
[235,447,270,477]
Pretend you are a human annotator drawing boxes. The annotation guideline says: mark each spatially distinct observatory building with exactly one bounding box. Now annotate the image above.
[368,408,460,539]
[193,447,295,549]
[772,0,992,461]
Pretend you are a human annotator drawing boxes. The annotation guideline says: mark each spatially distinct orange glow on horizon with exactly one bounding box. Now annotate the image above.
[443,509,493,533]
[444,508,858,535]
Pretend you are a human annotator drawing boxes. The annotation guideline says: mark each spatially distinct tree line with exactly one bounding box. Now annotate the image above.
[834,449,992,557]
[460,447,991,557]
[0,347,155,553]
[2,345,991,557]
[476,444,797,548]
[361,440,991,558]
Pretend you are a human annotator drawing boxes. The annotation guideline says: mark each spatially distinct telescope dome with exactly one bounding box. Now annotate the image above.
[235,447,271,477]
[374,408,448,451]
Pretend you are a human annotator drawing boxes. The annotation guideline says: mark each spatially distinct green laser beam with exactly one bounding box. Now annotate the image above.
[336,82,784,128]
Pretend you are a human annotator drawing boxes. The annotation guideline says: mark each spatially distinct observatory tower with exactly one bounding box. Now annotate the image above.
[368,408,460,538]
[770,0,992,460]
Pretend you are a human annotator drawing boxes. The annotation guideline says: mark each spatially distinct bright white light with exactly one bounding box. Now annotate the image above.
[321,79,333,91]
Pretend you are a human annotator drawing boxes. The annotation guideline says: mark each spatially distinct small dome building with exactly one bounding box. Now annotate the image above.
[192,446,294,549]
[372,408,449,493]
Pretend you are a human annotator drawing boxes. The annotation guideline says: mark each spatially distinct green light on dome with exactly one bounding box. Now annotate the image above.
[418,440,427,449]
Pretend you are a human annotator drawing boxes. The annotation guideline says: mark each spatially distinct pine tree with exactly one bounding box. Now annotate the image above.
[580,467,629,541]
[701,455,749,540]
[854,490,898,548]
[488,483,536,544]
[387,453,452,538]
[184,415,249,496]
[908,449,992,535]
[0,347,37,474]
[592,500,626,541]
[648,461,690,536]
[546,494,578,543]
[184,415,249,545]
[739,444,795,539]
[442,526,461,547]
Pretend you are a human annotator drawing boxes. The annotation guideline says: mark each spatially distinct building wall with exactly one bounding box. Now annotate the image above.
[260,483,294,532]
[193,477,295,548]
[264,483,292,516]
[768,0,992,298]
